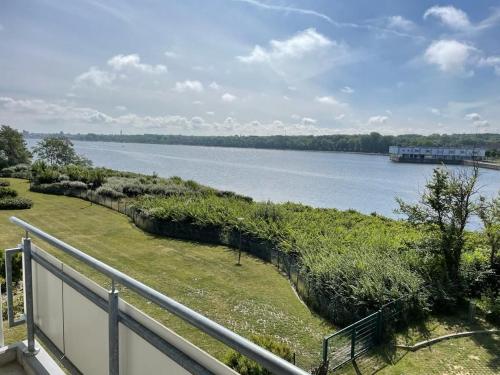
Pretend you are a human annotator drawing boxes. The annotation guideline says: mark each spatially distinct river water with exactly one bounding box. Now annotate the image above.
[27,140,499,220]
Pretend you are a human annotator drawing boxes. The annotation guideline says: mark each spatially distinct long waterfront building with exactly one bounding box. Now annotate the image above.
[389,146,486,164]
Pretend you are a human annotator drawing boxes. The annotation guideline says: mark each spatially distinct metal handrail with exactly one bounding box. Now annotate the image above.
[10,216,308,375]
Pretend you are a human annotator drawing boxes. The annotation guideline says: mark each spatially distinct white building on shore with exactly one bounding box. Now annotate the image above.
[389,146,485,164]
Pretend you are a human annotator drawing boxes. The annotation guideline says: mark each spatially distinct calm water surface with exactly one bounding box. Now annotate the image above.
[28,140,499,219]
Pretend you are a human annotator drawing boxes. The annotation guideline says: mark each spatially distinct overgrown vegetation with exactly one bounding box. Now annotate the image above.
[26,159,498,326]
[224,335,294,375]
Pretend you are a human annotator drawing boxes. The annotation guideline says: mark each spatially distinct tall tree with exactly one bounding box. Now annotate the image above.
[33,137,91,166]
[397,166,479,283]
[0,125,31,168]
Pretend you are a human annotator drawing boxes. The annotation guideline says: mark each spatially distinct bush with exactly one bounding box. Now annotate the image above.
[460,248,494,298]
[0,187,17,198]
[0,179,10,187]
[476,295,500,325]
[0,163,31,179]
[96,186,126,199]
[224,335,293,375]
[122,184,145,197]
[0,197,33,210]
[31,161,60,184]
[30,181,87,195]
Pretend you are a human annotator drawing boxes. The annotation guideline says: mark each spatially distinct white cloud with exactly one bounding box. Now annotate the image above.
[164,51,179,59]
[115,105,127,111]
[0,96,113,123]
[424,5,471,30]
[174,80,204,93]
[209,81,221,90]
[74,67,116,87]
[473,120,490,128]
[387,15,415,31]
[237,28,350,81]
[107,54,167,74]
[315,96,345,106]
[301,117,317,126]
[238,28,333,63]
[463,113,490,128]
[478,56,500,76]
[429,107,441,116]
[221,93,237,102]
[341,86,354,94]
[424,5,500,32]
[206,111,215,116]
[424,40,474,73]
[335,114,345,120]
[464,113,481,121]
[368,115,389,125]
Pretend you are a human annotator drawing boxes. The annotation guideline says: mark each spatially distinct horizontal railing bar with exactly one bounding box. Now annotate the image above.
[355,322,377,334]
[324,311,380,340]
[11,216,307,375]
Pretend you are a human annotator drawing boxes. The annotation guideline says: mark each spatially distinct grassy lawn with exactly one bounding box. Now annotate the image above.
[339,312,499,375]
[0,179,332,369]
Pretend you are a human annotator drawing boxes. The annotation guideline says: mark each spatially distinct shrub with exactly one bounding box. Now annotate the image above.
[96,186,126,199]
[0,187,18,198]
[0,197,33,210]
[0,163,31,179]
[31,161,60,184]
[88,168,106,188]
[122,184,145,197]
[0,179,10,187]
[30,181,87,195]
[224,335,293,375]
[460,248,494,297]
[476,295,500,325]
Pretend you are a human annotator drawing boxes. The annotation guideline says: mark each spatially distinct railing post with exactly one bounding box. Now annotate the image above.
[322,337,329,364]
[22,237,38,355]
[350,328,356,360]
[377,309,383,343]
[5,249,15,326]
[108,283,119,375]
[0,284,4,347]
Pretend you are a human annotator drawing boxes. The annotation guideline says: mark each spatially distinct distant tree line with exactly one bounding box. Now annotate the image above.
[25,131,500,155]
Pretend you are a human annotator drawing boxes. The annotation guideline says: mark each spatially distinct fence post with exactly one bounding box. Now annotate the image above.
[322,337,329,364]
[350,328,356,360]
[377,309,383,343]
[22,236,38,355]
[108,283,119,375]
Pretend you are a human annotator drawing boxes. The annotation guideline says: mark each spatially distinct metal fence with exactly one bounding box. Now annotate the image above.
[322,297,407,372]
[5,216,309,375]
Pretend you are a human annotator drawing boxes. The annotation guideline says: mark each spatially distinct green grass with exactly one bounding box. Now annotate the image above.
[0,179,332,369]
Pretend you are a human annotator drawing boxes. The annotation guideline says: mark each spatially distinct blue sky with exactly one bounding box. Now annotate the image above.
[1,0,499,135]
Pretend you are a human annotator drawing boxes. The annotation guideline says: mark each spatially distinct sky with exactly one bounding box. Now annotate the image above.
[1,0,500,136]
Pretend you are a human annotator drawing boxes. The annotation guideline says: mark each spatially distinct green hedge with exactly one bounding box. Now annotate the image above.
[0,164,31,179]
[0,187,18,198]
[0,197,33,210]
